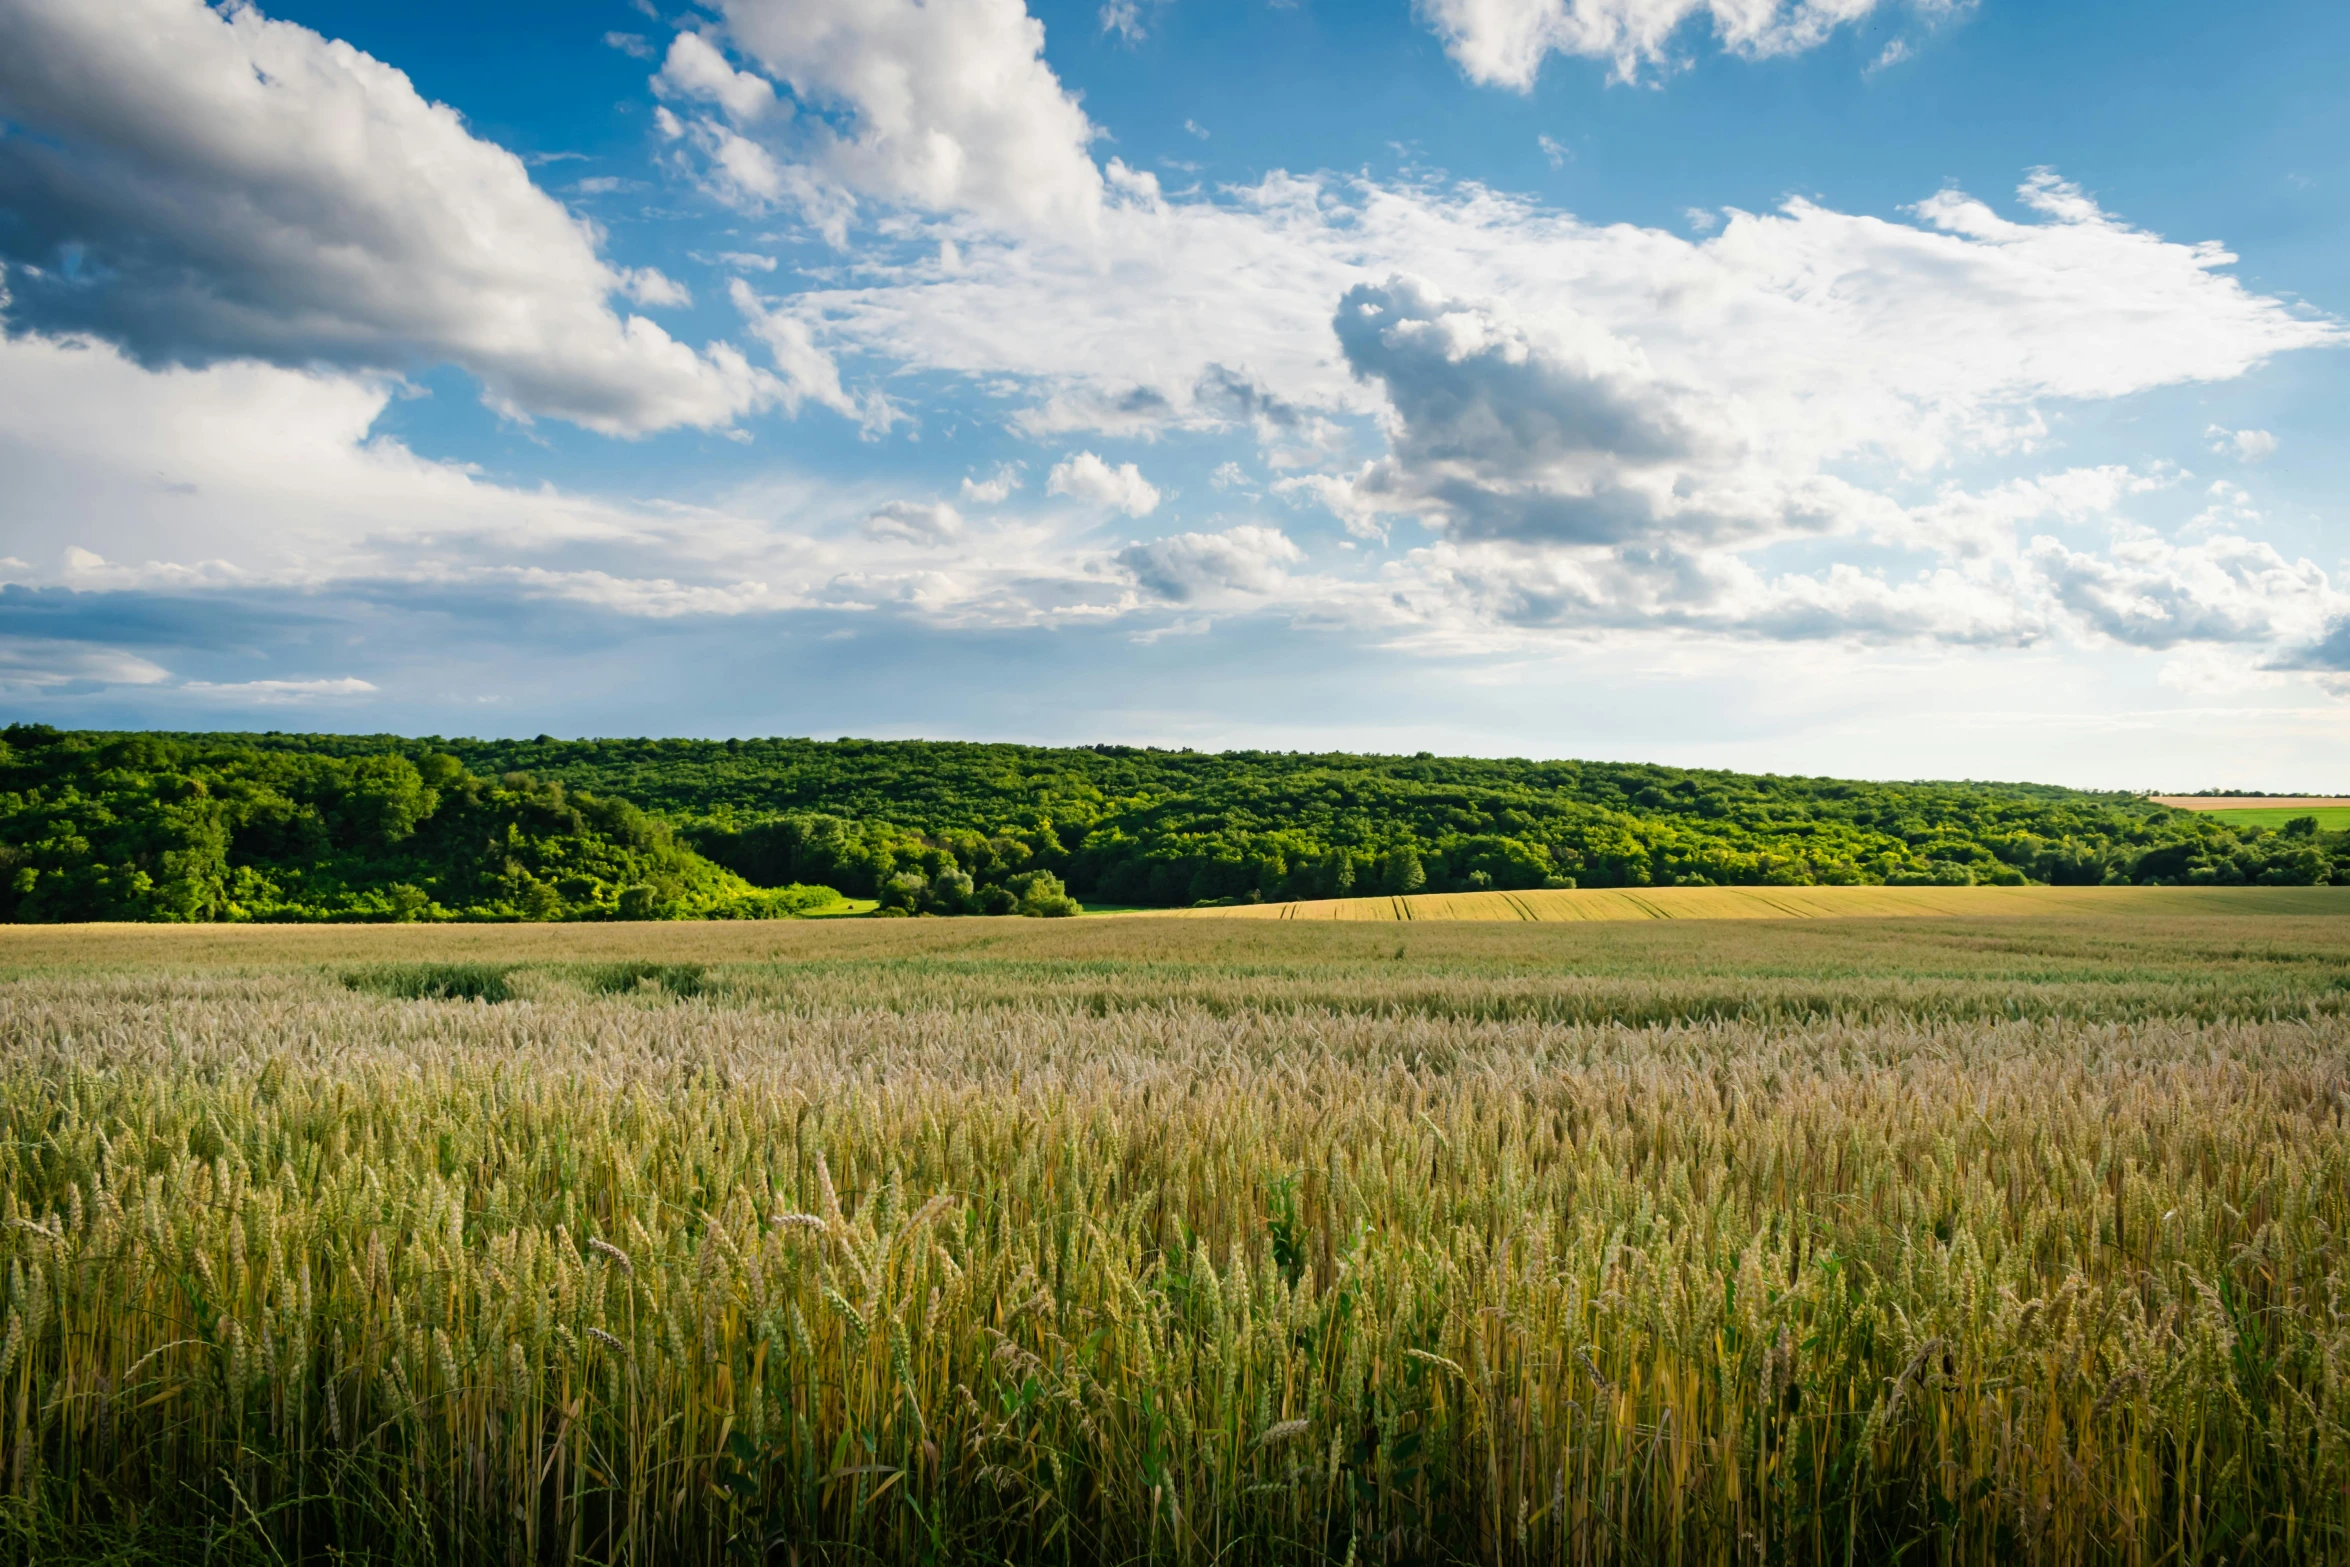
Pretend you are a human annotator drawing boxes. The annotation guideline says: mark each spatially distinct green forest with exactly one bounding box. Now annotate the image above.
[0,728,840,923]
[0,725,2340,921]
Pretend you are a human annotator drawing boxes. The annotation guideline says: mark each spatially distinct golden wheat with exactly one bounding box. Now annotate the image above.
[1166,884,2350,922]
[0,915,2342,1563]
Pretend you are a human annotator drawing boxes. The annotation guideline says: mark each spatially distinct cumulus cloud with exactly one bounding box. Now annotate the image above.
[2,309,2338,686]
[1419,0,1961,90]
[791,171,2337,482]
[0,325,695,590]
[1333,274,1725,546]
[861,500,965,546]
[655,32,784,125]
[1048,452,1162,515]
[619,268,693,308]
[1336,473,2350,658]
[756,156,2342,659]
[1117,526,1304,601]
[2205,424,2279,462]
[0,0,777,435]
[4,0,2340,684]
[0,323,1136,641]
[670,0,1106,234]
[2027,530,2338,650]
[960,465,1024,504]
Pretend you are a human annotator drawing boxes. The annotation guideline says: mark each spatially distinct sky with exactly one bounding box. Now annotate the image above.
[0,0,2346,789]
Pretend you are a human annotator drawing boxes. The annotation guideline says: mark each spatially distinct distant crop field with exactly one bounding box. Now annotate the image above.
[2196,805,2350,832]
[2152,795,2350,832]
[1164,881,2350,921]
[2153,796,2350,810]
[2,904,2347,1564]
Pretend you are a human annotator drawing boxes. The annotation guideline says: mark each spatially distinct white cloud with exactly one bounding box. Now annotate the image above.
[0,323,1143,637]
[1326,469,2350,657]
[2027,529,2338,651]
[0,309,2339,692]
[861,499,965,545]
[655,31,783,125]
[1118,526,1304,601]
[1048,452,1162,515]
[0,0,2336,687]
[729,278,899,431]
[0,326,689,586]
[1539,134,1571,168]
[678,0,1106,234]
[604,30,657,59]
[658,109,810,218]
[790,171,2335,481]
[620,268,693,307]
[752,157,2341,657]
[1418,0,1961,91]
[960,465,1024,504]
[1100,1,1164,42]
[2205,424,2279,462]
[0,636,170,690]
[0,0,777,435]
[1358,538,2032,649]
[184,676,378,700]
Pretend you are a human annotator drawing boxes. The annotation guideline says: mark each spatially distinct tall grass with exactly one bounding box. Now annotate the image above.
[0,951,2343,1564]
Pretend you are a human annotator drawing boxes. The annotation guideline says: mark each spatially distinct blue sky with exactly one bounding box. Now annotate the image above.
[1,0,2346,788]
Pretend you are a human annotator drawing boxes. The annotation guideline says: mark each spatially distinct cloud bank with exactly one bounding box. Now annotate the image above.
[0,0,2344,722]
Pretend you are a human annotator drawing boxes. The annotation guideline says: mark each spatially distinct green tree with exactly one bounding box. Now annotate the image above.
[1006,870,1081,917]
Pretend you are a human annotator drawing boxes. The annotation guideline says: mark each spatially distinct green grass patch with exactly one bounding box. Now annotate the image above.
[797,896,878,917]
[338,960,517,1001]
[575,960,712,998]
[2200,805,2350,832]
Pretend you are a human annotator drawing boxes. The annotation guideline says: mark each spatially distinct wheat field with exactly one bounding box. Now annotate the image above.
[1164,884,2350,922]
[0,909,2346,1564]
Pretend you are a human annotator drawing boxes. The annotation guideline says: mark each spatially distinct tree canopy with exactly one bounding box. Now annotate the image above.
[0,727,835,922]
[19,726,2334,920]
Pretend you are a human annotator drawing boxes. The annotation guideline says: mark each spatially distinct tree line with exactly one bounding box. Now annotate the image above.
[0,728,832,922]
[5,727,2341,921]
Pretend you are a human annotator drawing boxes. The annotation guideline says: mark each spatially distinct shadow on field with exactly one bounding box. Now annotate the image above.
[340,959,713,1003]
[320,908,2350,1027]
